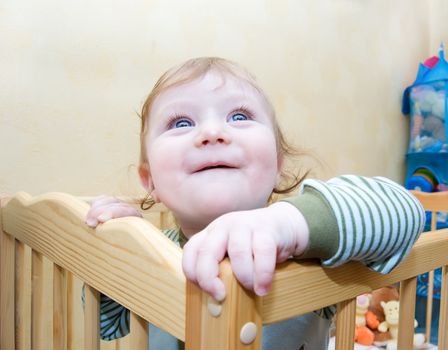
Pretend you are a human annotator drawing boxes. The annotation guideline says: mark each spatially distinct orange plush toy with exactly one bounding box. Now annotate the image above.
[354,294,375,345]
[365,309,380,330]
[355,326,375,346]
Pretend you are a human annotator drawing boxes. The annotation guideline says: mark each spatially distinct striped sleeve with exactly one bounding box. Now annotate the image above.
[99,295,130,340]
[290,175,425,274]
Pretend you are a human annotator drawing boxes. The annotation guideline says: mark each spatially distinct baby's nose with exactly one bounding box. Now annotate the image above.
[194,121,231,147]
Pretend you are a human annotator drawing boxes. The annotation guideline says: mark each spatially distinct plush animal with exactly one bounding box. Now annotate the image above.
[354,294,375,345]
[355,294,370,327]
[411,114,425,139]
[410,84,446,152]
[376,300,425,350]
[369,286,400,324]
[414,86,438,115]
[423,115,446,142]
[431,92,445,119]
[378,300,400,339]
[353,287,427,348]
[354,326,375,346]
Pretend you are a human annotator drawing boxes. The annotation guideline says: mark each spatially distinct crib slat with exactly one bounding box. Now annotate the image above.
[426,209,438,341]
[32,250,46,350]
[425,269,435,342]
[84,284,100,350]
[16,241,31,350]
[397,277,417,349]
[67,271,75,350]
[185,260,262,350]
[335,298,356,350]
[438,265,448,350]
[0,225,15,350]
[130,311,149,349]
[54,264,67,350]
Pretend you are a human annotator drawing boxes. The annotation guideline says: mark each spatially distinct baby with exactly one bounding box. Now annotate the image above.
[86,57,425,349]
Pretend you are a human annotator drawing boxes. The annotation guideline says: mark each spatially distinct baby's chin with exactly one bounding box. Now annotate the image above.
[173,196,267,231]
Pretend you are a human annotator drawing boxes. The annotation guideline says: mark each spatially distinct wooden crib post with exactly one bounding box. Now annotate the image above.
[426,269,435,341]
[0,200,15,350]
[84,284,100,350]
[15,240,31,350]
[335,298,356,350]
[53,264,67,349]
[185,259,262,350]
[32,250,47,350]
[426,207,438,341]
[397,277,417,349]
[439,265,448,350]
[130,311,149,349]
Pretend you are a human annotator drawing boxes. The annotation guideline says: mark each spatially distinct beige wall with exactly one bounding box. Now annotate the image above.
[1,0,447,196]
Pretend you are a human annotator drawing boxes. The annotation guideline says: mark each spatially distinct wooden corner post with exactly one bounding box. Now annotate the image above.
[0,198,15,350]
[185,259,262,350]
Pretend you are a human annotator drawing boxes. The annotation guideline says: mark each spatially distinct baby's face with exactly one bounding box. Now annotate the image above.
[144,71,280,234]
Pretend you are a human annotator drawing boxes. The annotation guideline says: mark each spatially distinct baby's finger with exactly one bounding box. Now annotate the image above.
[195,229,229,301]
[227,229,254,290]
[97,205,142,222]
[252,232,276,296]
[182,231,207,283]
[86,203,141,227]
[86,196,121,227]
[88,202,138,219]
[89,195,120,209]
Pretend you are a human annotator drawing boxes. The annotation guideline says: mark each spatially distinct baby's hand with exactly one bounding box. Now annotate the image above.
[182,202,309,301]
[85,195,142,228]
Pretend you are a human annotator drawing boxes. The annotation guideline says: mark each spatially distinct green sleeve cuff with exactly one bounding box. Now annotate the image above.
[282,187,339,260]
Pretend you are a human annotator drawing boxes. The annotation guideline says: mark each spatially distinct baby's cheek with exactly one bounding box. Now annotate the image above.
[253,139,279,176]
[249,155,278,202]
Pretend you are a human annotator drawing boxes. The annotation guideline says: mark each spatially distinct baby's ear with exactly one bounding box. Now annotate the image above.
[138,163,151,190]
[138,163,160,203]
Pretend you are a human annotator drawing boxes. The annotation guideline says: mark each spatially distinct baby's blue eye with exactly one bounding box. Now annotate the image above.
[170,118,194,129]
[229,113,248,122]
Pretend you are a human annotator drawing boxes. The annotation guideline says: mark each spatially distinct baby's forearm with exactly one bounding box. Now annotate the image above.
[268,202,310,257]
[282,175,426,273]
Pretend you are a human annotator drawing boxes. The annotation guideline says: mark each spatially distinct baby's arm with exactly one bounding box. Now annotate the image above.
[288,175,425,273]
[183,175,426,301]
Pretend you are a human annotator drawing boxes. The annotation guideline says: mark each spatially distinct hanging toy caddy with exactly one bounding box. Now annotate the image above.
[403,44,448,230]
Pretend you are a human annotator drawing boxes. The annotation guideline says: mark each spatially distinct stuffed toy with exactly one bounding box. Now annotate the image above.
[375,298,425,350]
[356,294,370,327]
[369,286,400,324]
[354,294,375,345]
[353,287,428,348]
[378,300,400,339]
[423,115,446,143]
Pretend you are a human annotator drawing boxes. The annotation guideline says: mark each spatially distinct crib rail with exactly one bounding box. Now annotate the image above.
[1,191,448,349]
[1,192,185,349]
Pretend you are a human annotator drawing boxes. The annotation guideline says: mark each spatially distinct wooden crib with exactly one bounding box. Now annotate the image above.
[1,191,447,350]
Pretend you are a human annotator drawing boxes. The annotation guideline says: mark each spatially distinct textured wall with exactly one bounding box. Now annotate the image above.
[1,0,447,196]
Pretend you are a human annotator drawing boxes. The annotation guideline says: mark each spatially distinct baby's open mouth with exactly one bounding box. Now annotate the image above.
[195,164,237,172]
